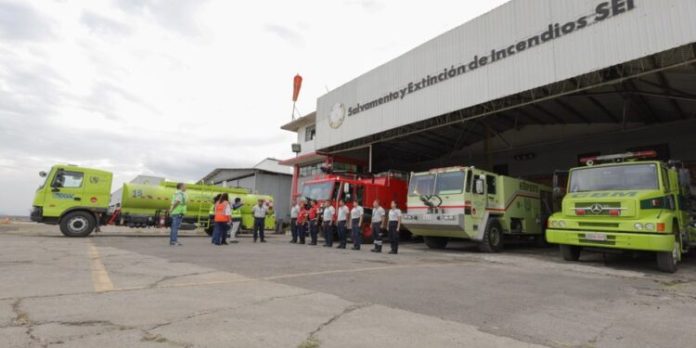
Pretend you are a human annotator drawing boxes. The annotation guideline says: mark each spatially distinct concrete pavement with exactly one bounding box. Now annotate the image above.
[2,223,696,347]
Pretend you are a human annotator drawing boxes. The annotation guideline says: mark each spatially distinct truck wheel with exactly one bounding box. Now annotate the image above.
[534,232,549,248]
[657,229,681,273]
[205,225,214,236]
[424,237,448,249]
[60,211,96,237]
[560,245,581,261]
[478,219,503,253]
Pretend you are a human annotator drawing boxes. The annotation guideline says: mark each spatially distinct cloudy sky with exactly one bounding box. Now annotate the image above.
[0,0,509,215]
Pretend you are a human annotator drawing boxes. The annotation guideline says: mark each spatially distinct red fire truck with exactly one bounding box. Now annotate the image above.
[300,172,408,241]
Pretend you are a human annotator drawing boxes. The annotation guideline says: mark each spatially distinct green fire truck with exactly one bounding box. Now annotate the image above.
[546,151,696,273]
[403,166,553,252]
[30,164,275,237]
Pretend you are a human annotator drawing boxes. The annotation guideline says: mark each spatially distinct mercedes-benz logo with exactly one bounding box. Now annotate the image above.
[329,103,346,129]
[589,203,604,214]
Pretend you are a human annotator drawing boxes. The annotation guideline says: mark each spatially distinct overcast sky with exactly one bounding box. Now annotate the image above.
[0,0,509,216]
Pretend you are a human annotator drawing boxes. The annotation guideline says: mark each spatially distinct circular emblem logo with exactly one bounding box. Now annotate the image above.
[329,103,346,129]
[89,176,99,184]
[590,203,604,214]
[90,197,98,203]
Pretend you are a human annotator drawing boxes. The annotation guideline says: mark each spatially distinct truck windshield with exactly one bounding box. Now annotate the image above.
[301,182,337,201]
[409,174,435,196]
[435,171,465,195]
[569,164,659,192]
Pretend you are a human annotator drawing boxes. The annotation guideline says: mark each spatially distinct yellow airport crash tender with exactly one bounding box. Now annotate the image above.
[403,166,553,252]
[546,151,696,273]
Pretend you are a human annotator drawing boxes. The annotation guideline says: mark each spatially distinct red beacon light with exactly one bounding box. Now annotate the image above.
[579,151,658,166]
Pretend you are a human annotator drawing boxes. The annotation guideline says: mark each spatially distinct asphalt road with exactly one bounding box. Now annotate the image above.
[2,223,696,348]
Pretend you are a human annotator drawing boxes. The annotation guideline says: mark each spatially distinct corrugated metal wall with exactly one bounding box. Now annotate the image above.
[255,173,293,220]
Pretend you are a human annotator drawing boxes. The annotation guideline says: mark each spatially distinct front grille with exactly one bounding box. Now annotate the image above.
[579,222,620,228]
[575,202,622,216]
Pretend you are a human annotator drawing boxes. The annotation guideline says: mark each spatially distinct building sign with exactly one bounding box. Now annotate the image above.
[317,0,694,150]
[347,0,636,118]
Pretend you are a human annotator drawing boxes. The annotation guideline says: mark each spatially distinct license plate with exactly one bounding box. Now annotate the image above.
[584,232,607,241]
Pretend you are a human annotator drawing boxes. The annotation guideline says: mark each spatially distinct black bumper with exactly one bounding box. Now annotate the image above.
[30,206,43,222]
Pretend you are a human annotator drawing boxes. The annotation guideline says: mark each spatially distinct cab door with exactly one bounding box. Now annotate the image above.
[470,172,487,226]
[43,168,86,218]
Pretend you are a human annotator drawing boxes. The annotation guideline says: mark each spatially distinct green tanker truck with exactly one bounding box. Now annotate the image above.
[31,164,275,237]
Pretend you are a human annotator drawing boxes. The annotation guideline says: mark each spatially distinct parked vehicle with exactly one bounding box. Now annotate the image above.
[30,164,274,237]
[300,171,408,241]
[403,166,553,252]
[546,151,696,273]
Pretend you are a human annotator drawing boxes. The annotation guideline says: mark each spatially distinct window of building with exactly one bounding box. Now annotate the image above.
[304,125,316,142]
[299,163,322,177]
[332,162,357,173]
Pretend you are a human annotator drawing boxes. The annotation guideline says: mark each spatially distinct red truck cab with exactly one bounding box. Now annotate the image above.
[300,172,408,241]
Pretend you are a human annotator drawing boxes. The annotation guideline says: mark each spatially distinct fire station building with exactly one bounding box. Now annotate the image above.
[282,0,696,199]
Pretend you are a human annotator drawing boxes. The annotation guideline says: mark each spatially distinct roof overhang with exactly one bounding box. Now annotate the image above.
[279,152,327,166]
[281,112,316,132]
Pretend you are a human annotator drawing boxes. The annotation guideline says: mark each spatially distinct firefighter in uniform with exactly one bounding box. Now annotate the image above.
[387,200,402,254]
[290,199,300,243]
[297,201,308,245]
[252,199,270,243]
[349,198,364,250]
[308,200,320,245]
[336,200,349,249]
[322,201,336,247]
[370,200,386,253]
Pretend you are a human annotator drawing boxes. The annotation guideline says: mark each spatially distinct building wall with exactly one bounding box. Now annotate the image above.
[255,173,293,220]
[226,175,256,192]
[297,125,316,155]
[316,0,696,150]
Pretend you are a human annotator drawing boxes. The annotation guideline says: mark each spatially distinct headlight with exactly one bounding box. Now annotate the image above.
[559,221,567,228]
[645,223,655,231]
[549,220,558,228]
[634,223,644,231]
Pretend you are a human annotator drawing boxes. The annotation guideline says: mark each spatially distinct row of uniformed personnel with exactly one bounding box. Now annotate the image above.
[289,198,402,254]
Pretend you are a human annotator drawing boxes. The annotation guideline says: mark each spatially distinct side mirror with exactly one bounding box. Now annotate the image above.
[553,187,564,198]
[475,179,484,194]
[39,171,47,178]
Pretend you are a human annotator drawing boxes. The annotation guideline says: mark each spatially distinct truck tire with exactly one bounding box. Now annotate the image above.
[424,236,448,249]
[205,225,214,236]
[657,227,681,273]
[560,245,581,261]
[534,233,549,248]
[478,219,503,253]
[60,211,96,237]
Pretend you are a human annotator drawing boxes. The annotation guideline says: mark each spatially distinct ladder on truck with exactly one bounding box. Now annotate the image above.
[196,182,213,233]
